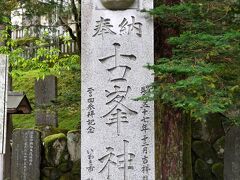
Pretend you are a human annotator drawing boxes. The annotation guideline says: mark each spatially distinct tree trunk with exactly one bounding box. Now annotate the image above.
[155,103,184,179]
[154,0,193,179]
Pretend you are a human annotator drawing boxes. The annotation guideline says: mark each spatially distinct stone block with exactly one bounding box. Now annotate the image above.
[43,133,69,166]
[67,130,80,162]
[224,126,240,180]
[212,163,224,180]
[195,159,213,179]
[11,129,41,180]
[192,140,217,164]
[213,136,225,159]
[35,75,58,127]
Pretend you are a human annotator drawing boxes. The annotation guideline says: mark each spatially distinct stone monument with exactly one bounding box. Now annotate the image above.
[35,75,58,127]
[0,55,7,154]
[224,127,240,180]
[0,55,8,180]
[11,129,41,180]
[81,0,154,179]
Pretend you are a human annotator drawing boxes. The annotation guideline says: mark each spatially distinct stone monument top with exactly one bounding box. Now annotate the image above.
[101,0,135,10]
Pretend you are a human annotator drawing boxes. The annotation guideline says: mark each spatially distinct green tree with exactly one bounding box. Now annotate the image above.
[14,0,81,53]
[0,1,81,129]
[150,0,240,123]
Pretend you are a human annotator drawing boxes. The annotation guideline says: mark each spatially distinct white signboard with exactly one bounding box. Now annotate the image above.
[0,55,8,154]
[81,0,154,179]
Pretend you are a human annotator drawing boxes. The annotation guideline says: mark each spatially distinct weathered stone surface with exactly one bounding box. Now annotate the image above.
[192,140,217,164]
[195,159,212,179]
[192,120,204,140]
[0,155,4,180]
[49,168,61,180]
[192,120,210,141]
[43,133,69,166]
[224,126,240,180]
[213,136,225,159]
[42,167,54,177]
[37,125,68,139]
[71,160,80,175]
[58,161,73,173]
[67,130,80,162]
[59,173,80,180]
[35,75,58,127]
[11,129,41,180]
[81,0,154,179]
[212,163,224,180]
[206,114,225,143]
[4,114,13,180]
[0,55,8,154]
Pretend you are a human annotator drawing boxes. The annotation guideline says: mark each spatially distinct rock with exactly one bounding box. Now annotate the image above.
[36,126,68,139]
[192,120,210,141]
[192,120,204,139]
[195,159,213,179]
[213,136,225,159]
[192,141,217,164]
[49,168,61,180]
[60,173,72,180]
[58,161,73,173]
[206,114,225,143]
[59,173,80,180]
[67,130,80,162]
[42,167,54,177]
[71,160,80,175]
[41,167,61,180]
[43,133,69,166]
[41,176,49,180]
[11,130,41,180]
[224,126,240,180]
[72,175,81,180]
[212,163,224,180]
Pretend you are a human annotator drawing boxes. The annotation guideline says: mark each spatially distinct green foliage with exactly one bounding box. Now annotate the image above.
[0,25,79,79]
[0,0,17,21]
[0,2,81,130]
[149,0,240,122]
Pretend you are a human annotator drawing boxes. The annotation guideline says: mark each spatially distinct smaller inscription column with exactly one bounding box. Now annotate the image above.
[0,55,8,154]
[0,55,8,180]
[11,129,41,180]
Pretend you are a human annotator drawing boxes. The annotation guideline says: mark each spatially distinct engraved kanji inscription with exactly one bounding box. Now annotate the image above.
[99,43,136,82]
[99,140,135,180]
[140,86,151,180]
[93,17,116,37]
[119,16,143,37]
[87,88,96,134]
[86,149,95,173]
[99,147,116,180]
[102,85,137,136]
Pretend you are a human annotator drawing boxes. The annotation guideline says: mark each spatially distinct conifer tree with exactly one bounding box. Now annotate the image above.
[151,0,240,122]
